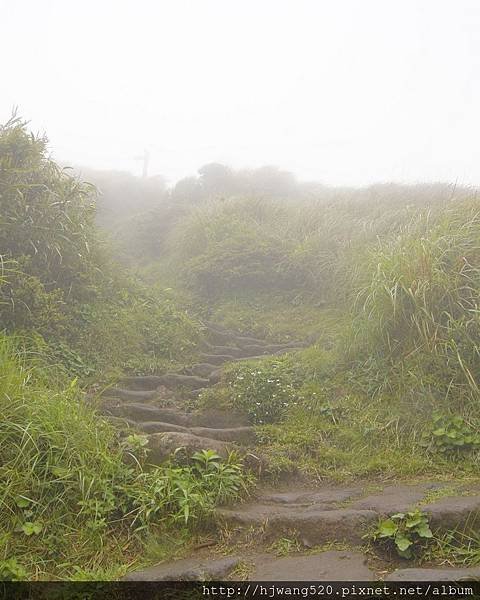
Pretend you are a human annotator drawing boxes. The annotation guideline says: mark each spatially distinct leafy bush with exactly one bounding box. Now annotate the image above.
[421,413,480,454]
[0,114,99,299]
[225,357,299,424]
[370,509,433,558]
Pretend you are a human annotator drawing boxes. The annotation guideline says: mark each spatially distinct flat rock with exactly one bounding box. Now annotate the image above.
[102,388,158,401]
[120,375,165,390]
[352,484,442,514]
[217,506,377,546]
[262,488,361,506]
[253,551,375,581]
[385,566,480,581]
[158,373,210,389]
[204,343,244,358]
[124,556,240,581]
[424,495,480,529]
[234,335,269,347]
[147,432,236,464]
[199,353,236,365]
[190,426,256,445]
[108,404,190,426]
[187,363,218,378]
[137,421,189,434]
[240,343,302,356]
[268,508,378,546]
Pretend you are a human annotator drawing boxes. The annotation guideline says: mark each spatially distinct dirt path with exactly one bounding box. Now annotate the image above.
[97,324,480,581]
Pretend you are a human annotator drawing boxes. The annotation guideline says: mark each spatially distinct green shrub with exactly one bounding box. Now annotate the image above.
[421,413,480,454]
[370,509,433,558]
[0,114,99,300]
[225,357,299,424]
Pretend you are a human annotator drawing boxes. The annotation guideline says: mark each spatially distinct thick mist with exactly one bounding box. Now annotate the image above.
[2,0,480,186]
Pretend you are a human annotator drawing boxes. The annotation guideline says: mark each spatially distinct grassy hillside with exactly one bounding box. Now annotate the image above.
[0,117,248,580]
[2,114,480,579]
[158,189,480,482]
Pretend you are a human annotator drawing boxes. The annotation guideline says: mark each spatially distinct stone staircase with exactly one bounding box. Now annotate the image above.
[98,323,480,582]
[98,322,306,465]
[125,482,480,581]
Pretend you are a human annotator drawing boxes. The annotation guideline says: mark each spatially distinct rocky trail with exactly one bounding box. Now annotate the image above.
[98,322,305,464]
[96,324,480,582]
[125,482,480,582]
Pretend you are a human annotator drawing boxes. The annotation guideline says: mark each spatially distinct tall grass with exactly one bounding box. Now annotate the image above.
[0,335,249,579]
[347,200,480,406]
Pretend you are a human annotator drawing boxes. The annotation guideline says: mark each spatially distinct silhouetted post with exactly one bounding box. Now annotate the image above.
[134,149,150,178]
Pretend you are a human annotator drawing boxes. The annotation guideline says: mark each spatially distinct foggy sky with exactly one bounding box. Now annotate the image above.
[2,0,480,187]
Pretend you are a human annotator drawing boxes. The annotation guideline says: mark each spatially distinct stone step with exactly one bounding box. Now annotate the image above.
[202,342,244,358]
[189,426,255,445]
[198,353,236,365]
[136,421,189,434]
[186,408,250,429]
[209,368,223,384]
[240,343,305,356]
[186,363,218,378]
[251,551,375,581]
[216,505,377,546]
[158,373,210,389]
[146,432,238,464]
[102,388,159,402]
[134,422,255,444]
[119,375,165,391]
[106,403,190,426]
[217,483,480,547]
[385,566,480,581]
[235,347,304,363]
[123,556,240,581]
[234,334,270,347]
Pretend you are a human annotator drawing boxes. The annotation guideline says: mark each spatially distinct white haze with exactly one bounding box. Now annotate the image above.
[2,0,480,186]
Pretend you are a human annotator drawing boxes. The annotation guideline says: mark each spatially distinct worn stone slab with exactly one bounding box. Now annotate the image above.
[267,509,378,546]
[253,551,375,581]
[199,354,237,365]
[188,363,218,378]
[102,388,159,401]
[386,566,480,581]
[352,484,443,514]
[124,556,240,581]
[147,432,236,464]
[217,506,377,546]
[158,373,210,389]
[424,495,480,530]
[262,488,361,507]
[108,403,190,426]
[190,426,256,445]
[120,375,165,390]
[137,421,189,434]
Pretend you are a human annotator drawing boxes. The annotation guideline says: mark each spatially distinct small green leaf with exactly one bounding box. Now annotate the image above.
[395,533,413,552]
[405,516,423,528]
[377,519,397,537]
[21,522,42,536]
[15,497,30,509]
[416,524,433,538]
